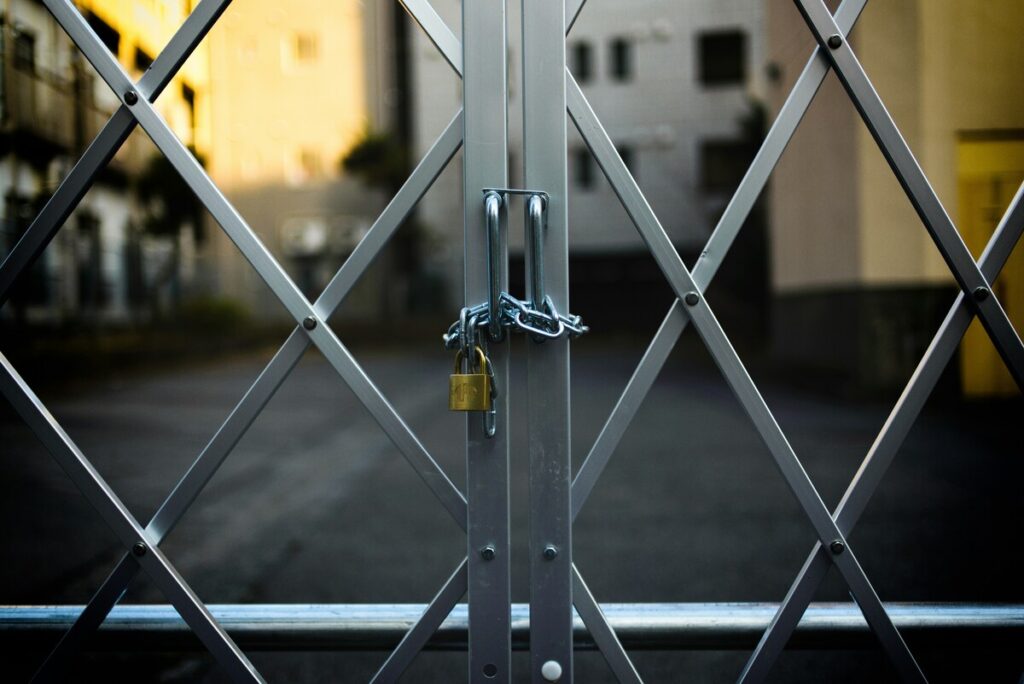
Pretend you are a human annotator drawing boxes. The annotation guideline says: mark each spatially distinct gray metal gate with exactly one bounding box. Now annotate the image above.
[1,0,1022,682]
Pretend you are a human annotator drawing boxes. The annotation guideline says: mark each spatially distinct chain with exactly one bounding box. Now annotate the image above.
[443,294,588,350]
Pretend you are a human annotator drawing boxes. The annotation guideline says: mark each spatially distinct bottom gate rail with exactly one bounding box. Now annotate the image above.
[2,603,1020,652]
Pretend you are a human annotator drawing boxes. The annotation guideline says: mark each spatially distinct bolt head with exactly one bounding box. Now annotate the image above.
[124,90,138,106]
[480,545,496,561]
[132,541,148,557]
[684,292,700,307]
[541,660,563,682]
[827,34,843,49]
[829,540,845,555]
[302,316,317,330]
[973,287,990,302]
[543,545,558,561]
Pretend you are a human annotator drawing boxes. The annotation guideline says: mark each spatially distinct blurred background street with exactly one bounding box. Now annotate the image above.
[1,340,1021,681]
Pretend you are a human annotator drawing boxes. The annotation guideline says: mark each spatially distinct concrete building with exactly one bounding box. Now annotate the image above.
[199,0,403,324]
[408,0,766,328]
[765,0,1024,395]
[1,0,205,325]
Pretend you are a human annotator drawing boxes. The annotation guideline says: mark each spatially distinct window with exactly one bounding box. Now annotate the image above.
[12,30,35,72]
[698,30,746,86]
[609,37,633,82]
[181,84,196,135]
[700,140,753,193]
[294,33,318,62]
[134,47,153,72]
[87,12,121,57]
[574,149,595,190]
[571,41,593,83]
[617,145,635,176]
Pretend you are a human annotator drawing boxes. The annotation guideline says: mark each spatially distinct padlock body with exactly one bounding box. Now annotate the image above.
[449,373,492,411]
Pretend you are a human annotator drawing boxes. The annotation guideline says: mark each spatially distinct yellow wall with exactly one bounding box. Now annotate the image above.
[204,0,368,189]
[768,0,1024,292]
[76,0,209,153]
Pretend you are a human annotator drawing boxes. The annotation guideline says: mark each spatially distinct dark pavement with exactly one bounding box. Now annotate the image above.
[0,338,1021,682]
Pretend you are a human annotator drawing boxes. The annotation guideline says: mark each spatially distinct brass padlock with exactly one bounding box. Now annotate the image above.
[449,346,492,411]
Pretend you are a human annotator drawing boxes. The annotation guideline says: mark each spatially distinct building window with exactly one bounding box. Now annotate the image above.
[617,145,636,176]
[12,30,35,72]
[571,41,593,83]
[698,30,746,86]
[294,33,319,62]
[574,148,595,190]
[181,83,196,136]
[134,47,153,72]
[87,12,121,57]
[609,37,633,82]
[700,139,753,193]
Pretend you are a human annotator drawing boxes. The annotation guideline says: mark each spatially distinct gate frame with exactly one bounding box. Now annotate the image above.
[0,0,1021,682]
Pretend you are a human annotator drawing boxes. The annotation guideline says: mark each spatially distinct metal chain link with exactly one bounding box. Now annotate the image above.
[443,295,588,350]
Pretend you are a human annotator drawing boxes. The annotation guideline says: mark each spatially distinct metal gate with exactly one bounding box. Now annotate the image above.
[1,0,1022,682]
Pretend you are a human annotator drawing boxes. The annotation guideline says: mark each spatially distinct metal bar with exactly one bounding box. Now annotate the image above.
[566,0,587,33]
[3,603,1021,652]
[793,0,1024,390]
[567,76,926,682]
[523,1,573,681]
[33,111,466,679]
[0,355,263,683]
[0,0,231,304]
[740,182,1024,683]
[371,560,468,682]
[463,0,512,681]
[399,0,463,75]
[486,191,505,341]
[568,0,869,523]
[572,568,643,683]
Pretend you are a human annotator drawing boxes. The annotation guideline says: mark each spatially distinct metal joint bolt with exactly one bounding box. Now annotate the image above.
[302,316,318,331]
[973,287,990,302]
[542,545,558,561]
[541,660,563,682]
[124,90,139,106]
[827,34,843,50]
[829,540,845,555]
[480,545,496,561]
[684,292,700,307]
[132,541,148,557]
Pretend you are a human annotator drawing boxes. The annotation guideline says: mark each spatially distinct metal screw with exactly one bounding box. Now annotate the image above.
[829,540,845,555]
[132,541,147,557]
[973,287,990,302]
[827,34,843,49]
[684,292,700,307]
[543,545,558,561]
[302,316,317,330]
[541,660,563,682]
[480,545,496,561]
[124,90,138,106]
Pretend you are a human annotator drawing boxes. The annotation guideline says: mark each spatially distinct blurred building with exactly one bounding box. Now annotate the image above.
[1,0,206,326]
[766,0,1024,395]
[408,0,766,329]
[199,0,404,324]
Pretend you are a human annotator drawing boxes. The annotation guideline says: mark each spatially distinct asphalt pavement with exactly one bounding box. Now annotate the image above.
[0,339,1021,682]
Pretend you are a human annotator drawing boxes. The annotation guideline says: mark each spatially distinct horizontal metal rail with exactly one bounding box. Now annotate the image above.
[2,604,1019,652]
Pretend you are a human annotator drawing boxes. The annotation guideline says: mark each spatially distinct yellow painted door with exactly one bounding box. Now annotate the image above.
[957,138,1024,397]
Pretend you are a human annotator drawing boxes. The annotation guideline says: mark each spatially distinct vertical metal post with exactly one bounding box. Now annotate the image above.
[523,1,573,681]
[463,1,511,682]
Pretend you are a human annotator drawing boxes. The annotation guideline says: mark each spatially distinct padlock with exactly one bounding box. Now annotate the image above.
[449,345,492,411]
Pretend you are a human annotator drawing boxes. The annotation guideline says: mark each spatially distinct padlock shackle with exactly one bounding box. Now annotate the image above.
[453,345,488,375]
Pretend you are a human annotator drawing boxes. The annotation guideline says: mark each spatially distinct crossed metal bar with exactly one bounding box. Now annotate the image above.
[3,0,1019,682]
[0,0,483,681]
[417,0,1022,680]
